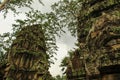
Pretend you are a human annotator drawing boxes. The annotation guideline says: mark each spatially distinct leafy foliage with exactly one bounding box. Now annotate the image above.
[51,0,82,36]
[0,2,71,73]
[60,56,69,72]
[0,32,13,64]
[11,9,65,62]
[54,75,66,80]
[60,49,81,73]
[1,0,43,17]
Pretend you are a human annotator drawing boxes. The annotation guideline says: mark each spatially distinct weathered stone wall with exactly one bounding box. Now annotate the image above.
[102,74,120,80]
[5,24,48,80]
[70,0,120,80]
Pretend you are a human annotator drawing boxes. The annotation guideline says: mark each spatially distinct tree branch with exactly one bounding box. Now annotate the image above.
[0,0,10,11]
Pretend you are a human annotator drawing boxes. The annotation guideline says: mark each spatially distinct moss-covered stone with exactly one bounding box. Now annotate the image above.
[5,24,49,80]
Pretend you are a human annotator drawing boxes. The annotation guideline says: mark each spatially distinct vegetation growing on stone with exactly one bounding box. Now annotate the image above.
[0,0,120,80]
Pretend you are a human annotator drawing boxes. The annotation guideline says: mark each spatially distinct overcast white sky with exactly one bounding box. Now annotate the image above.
[0,0,77,76]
